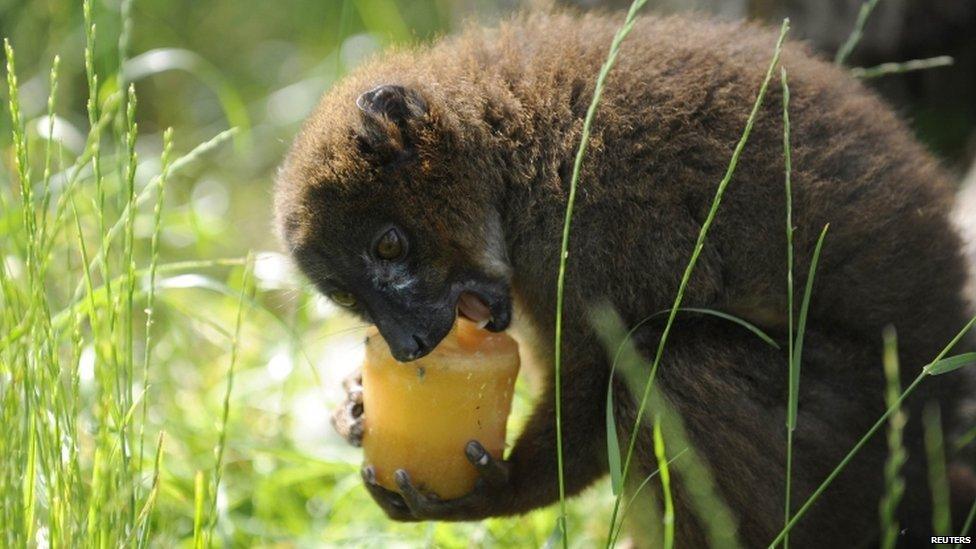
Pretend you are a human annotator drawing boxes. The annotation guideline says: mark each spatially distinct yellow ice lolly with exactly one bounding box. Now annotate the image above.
[362,318,520,499]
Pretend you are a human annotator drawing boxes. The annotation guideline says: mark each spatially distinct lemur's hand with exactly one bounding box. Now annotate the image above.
[362,440,514,521]
[331,368,364,447]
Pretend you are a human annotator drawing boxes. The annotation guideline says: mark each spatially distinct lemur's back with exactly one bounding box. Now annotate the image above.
[424,12,972,361]
[450,13,976,541]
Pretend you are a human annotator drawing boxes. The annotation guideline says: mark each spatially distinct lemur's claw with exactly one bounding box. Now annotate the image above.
[362,440,513,521]
[464,440,510,489]
[331,369,364,446]
[361,465,418,521]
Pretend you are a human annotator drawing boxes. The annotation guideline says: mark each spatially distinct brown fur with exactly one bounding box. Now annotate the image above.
[275,11,975,547]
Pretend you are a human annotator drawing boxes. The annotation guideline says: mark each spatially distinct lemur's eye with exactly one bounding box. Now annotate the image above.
[375,226,406,260]
[330,291,357,308]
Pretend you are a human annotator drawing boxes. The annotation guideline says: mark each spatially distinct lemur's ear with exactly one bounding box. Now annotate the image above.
[354,84,428,161]
[356,84,427,122]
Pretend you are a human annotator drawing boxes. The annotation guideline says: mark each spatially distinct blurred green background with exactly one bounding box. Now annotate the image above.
[1,0,972,546]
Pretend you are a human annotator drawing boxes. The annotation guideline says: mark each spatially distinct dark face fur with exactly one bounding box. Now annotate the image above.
[275,82,512,362]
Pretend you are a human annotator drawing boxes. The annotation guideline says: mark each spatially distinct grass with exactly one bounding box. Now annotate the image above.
[834,0,880,66]
[851,56,955,79]
[878,327,907,549]
[590,305,742,548]
[3,0,975,546]
[593,18,791,546]
[781,66,796,548]
[924,403,952,537]
[553,1,649,544]
[651,417,674,549]
[769,313,976,547]
[0,1,616,545]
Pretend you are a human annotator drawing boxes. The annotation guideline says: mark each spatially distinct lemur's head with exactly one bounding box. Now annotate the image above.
[275,78,512,362]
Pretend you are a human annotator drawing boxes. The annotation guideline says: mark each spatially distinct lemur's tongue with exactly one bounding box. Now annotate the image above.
[457,292,492,325]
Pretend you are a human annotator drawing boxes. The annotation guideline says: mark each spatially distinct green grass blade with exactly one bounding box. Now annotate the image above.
[591,305,650,499]
[38,55,61,246]
[924,353,976,375]
[23,415,37,543]
[601,306,780,373]
[607,20,790,546]
[613,447,688,543]
[590,304,646,497]
[851,56,954,78]
[679,307,780,349]
[789,224,829,428]
[555,1,649,543]
[834,0,881,66]
[598,298,774,506]
[207,253,253,543]
[955,423,976,453]
[653,418,674,549]
[878,326,906,549]
[606,388,623,496]
[542,519,565,549]
[592,305,741,548]
[135,433,166,548]
[193,470,206,549]
[137,128,174,507]
[957,498,976,548]
[923,404,952,536]
[781,64,796,549]
[768,312,976,547]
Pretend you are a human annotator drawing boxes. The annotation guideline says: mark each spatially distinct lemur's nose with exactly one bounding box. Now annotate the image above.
[384,329,432,362]
[405,334,430,361]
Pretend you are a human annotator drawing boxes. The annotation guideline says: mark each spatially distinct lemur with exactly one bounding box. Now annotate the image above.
[274,12,976,547]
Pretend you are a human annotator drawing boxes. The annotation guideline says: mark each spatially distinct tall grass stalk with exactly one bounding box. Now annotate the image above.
[207,254,254,543]
[119,82,140,531]
[137,128,174,503]
[553,0,648,543]
[958,499,976,548]
[591,305,741,548]
[652,418,674,549]
[768,312,976,547]
[83,0,114,325]
[602,306,778,522]
[38,55,61,247]
[851,56,954,78]
[878,326,906,549]
[612,448,687,539]
[193,470,206,548]
[778,79,833,549]
[603,20,790,546]
[38,91,122,258]
[780,66,795,548]
[135,433,166,546]
[118,0,135,85]
[923,404,952,536]
[835,0,881,66]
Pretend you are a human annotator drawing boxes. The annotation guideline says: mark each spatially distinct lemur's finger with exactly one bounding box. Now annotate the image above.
[465,440,508,489]
[342,371,363,404]
[331,401,364,446]
[394,469,433,514]
[362,466,414,521]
